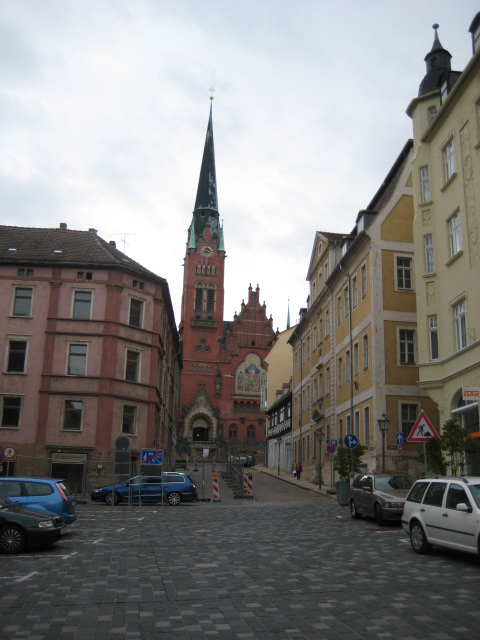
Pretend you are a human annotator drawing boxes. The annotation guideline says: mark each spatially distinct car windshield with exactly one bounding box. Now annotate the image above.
[374,475,413,491]
[468,484,480,508]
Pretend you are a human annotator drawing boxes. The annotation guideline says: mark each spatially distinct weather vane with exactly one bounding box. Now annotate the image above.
[209,86,215,101]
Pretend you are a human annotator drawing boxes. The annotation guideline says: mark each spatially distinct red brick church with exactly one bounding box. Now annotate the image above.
[178,103,277,459]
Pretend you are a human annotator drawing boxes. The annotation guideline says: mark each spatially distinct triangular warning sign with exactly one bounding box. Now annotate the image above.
[407,410,440,442]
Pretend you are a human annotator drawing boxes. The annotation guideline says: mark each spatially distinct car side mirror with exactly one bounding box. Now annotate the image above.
[456,502,472,513]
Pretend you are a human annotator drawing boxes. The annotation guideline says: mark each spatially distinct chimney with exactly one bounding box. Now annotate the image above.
[109,240,116,248]
[59,222,67,229]
[88,228,97,234]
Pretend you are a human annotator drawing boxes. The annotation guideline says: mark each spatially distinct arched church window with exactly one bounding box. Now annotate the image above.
[206,284,216,313]
[229,425,237,440]
[194,283,204,312]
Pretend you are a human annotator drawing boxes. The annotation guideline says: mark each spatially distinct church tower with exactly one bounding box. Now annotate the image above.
[178,101,276,458]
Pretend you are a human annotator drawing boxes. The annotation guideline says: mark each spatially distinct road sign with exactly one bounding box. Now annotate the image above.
[141,449,163,465]
[396,432,404,445]
[326,443,337,455]
[331,440,338,446]
[344,434,358,449]
[407,410,440,442]
[397,445,403,455]
[3,445,17,460]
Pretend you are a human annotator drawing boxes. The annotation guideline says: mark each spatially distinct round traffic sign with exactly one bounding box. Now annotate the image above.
[3,445,17,460]
[326,443,337,455]
[344,434,358,449]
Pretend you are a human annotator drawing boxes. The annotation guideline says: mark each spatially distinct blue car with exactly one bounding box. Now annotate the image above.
[91,473,197,506]
[0,478,77,524]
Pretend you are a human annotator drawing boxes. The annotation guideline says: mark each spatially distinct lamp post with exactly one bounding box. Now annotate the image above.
[377,412,390,473]
[276,437,282,476]
[316,427,324,489]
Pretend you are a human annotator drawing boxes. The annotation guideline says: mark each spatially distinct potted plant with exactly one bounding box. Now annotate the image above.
[334,444,367,505]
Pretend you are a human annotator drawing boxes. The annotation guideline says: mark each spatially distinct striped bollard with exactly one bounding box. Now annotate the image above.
[212,472,221,502]
[243,471,248,492]
[247,471,253,496]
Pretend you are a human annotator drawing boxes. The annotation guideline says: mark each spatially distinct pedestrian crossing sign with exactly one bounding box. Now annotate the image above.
[407,410,440,442]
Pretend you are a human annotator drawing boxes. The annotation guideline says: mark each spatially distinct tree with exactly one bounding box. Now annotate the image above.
[440,418,480,476]
[334,444,368,481]
[418,437,446,476]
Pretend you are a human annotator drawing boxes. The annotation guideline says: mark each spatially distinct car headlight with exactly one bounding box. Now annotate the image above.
[384,502,403,509]
[38,520,56,528]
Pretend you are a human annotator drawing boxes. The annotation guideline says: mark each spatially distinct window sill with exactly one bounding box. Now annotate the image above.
[0,426,20,430]
[3,371,27,375]
[440,172,457,192]
[446,250,463,267]
[419,200,433,207]
[423,271,436,277]
[9,315,33,319]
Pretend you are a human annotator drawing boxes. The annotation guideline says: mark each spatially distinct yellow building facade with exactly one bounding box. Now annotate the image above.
[407,17,480,465]
[289,141,438,488]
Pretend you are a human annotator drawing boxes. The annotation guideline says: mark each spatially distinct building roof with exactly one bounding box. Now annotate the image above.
[418,24,457,97]
[0,224,166,283]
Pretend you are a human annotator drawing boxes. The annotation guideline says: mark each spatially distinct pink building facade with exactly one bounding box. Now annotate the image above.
[0,224,180,493]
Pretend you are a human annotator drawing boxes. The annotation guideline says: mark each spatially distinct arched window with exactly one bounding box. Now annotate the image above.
[194,283,204,312]
[206,284,216,313]
[229,425,237,440]
[247,425,255,440]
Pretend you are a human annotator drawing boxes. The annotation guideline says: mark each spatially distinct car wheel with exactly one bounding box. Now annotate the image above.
[167,492,181,506]
[410,521,431,554]
[0,524,27,554]
[374,503,384,525]
[105,491,120,505]
[350,500,361,519]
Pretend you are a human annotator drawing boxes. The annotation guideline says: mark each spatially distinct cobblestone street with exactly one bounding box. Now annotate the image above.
[1,468,479,639]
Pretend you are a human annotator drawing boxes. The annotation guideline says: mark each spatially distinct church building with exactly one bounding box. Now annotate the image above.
[178,103,277,459]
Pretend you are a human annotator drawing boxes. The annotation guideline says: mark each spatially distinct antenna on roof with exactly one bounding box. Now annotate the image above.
[111,233,135,252]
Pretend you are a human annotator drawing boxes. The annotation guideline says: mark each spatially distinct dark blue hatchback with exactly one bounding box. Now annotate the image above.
[91,473,197,506]
[0,477,77,524]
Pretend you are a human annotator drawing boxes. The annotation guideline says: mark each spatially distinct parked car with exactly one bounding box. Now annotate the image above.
[402,476,480,555]
[0,478,77,524]
[0,498,65,554]
[235,456,252,467]
[349,473,414,524]
[91,473,197,506]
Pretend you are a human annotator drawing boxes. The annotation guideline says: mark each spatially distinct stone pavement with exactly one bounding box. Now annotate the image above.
[1,476,480,639]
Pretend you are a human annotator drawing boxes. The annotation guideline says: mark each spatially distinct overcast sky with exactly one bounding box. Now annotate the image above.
[1,0,478,331]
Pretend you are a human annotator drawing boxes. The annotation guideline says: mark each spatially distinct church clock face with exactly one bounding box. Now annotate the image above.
[201,245,213,257]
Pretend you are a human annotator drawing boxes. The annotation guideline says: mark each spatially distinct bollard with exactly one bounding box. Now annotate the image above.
[212,471,221,502]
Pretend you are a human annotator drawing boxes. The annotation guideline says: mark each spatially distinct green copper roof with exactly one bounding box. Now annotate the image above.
[194,103,218,214]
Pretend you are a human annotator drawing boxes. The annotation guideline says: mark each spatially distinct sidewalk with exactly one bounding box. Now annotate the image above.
[258,465,336,499]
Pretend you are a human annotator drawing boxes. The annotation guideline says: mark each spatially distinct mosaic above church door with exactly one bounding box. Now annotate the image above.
[235,354,261,394]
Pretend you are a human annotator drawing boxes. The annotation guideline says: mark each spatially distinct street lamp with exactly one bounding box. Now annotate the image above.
[316,427,324,489]
[377,412,390,473]
[276,438,282,475]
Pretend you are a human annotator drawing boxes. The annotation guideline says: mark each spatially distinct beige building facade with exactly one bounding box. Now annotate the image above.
[289,141,438,488]
[407,16,480,466]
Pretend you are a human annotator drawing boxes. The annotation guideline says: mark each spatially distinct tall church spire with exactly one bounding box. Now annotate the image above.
[194,102,218,215]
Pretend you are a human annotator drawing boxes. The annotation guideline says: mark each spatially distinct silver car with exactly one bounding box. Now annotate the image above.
[349,473,414,524]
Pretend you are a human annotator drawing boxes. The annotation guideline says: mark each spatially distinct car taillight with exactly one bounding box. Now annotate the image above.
[55,482,67,500]
[190,482,196,489]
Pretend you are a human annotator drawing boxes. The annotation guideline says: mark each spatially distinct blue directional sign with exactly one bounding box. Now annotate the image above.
[396,432,404,445]
[141,449,163,465]
[344,434,358,449]
[331,440,338,447]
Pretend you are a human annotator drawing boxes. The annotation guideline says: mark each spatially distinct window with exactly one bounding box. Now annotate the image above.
[424,235,435,274]
[352,276,358,308]
[354,411,360,438]
[362,334,369,370]
[1,396,22,428]
[247,425,255,441]
[313,326,316,349]
[337,296,342,325]
[63,400,83,431]
[440,81,448,104]
[324,262,328,281]
[324,310,329,338]
[18,268,33,278]
[338,418,343,443]
[346,414,351,434]
[428,316,438,360]
[12,287,33,316]
[454,300,467,351]
[67,344,87,376]
[125,349,140,382]
[396,257,413,290]
[318,372,323,398]
[427,106,437,124]
[73,290,92,319]
[229,425,237,440]
[312,282,316,301]
[399,329,415,364]
[361,264,367,299]
[206,285,215,313]
[423,482,447,507]
[448,211,462,258]
[318,317,322,343]
[446,484,471,510]
[353,342,359,377]
[325,367,330,395]
[443,138,456,183]
[122,405,137,435]
[338,357,343,388]
[364,406,370,443]
[344,287,349,317]
[6,339,27,373]
[401,403,418,440]
[318,271,322,292]
[346,350,351,384]
[420,166,430,203]
[129,298,144,327]
[194,285,203,312]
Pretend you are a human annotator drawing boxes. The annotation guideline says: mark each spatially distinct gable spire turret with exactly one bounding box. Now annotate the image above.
[418,23,452,96]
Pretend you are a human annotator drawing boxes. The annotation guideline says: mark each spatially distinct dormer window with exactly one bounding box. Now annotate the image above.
[427,106,437,124]
[341,243,348,257]
[440,80,448,104]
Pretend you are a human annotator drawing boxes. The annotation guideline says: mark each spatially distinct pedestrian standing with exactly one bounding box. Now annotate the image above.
[295,461,302,480]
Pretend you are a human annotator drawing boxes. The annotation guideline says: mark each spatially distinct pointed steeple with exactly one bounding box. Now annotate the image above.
[194,102,218,215]
[287,299,291,330]
[418,23,452,96]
